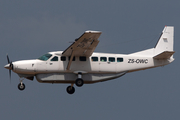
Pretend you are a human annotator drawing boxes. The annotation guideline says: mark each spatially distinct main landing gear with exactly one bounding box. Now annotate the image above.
[66,84,75,94]
[75,72,84,87]
[66,72,84,94]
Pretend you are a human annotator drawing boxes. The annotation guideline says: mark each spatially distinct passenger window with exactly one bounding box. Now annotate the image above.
[117,58,123,62]
[61,56,66,61]
[100,57,107,62]
[79,56,86,61]
[69,56,75,61]
[109,57,115,62]
[51,56,58,61]
[91,57,98,62]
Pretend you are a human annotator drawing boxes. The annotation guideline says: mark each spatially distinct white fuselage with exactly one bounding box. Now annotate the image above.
[11,50,173,84]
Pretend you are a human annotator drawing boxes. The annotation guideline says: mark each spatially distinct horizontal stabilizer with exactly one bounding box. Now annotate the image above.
[153,51,175,59]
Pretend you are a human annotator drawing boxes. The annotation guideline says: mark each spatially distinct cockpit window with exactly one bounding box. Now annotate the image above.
[51,56,58,61]
[38,53,52,61]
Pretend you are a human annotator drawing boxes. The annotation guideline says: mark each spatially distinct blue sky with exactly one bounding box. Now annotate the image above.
[1,1,180,120]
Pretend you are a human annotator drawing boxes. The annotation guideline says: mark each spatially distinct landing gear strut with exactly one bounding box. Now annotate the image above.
[66,84,75,94]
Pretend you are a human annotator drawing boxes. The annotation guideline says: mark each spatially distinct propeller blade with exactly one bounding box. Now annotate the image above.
[6,54,12,83]
[7,55,10,64]
[9,69,11,83]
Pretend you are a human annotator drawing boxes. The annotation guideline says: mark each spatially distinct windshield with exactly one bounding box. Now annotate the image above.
[38,53,52,61]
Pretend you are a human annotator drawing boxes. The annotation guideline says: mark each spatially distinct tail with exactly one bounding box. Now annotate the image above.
[153,26,175,59]
[129,26,175,60]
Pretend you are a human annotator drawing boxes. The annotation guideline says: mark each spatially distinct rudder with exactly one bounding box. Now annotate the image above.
[155,26,174,55]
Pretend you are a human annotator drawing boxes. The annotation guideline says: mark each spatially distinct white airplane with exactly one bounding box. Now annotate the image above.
[4,26,175,94]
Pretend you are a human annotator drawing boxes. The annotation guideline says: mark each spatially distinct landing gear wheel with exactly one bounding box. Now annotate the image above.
[18,83,25,91]
[66,86,75,94]
[75,78,84,87]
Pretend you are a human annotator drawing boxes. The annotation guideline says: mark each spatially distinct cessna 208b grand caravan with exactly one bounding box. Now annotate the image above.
[4,26,175,94]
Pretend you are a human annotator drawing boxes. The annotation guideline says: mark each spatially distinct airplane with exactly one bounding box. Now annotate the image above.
[4,26,175,94]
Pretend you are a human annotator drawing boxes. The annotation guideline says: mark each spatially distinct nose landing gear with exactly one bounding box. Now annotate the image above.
[18,82,25,90]
[18,78,25,91]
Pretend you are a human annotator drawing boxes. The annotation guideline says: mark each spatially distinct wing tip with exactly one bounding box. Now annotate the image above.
[85,30,102,33]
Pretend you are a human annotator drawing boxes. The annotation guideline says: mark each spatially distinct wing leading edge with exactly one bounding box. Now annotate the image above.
[62,30,102,70]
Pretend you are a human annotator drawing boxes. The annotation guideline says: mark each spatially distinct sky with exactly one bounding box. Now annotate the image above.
[0,0,180,120]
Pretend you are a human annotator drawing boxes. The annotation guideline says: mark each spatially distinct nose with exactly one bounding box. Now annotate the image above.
[4,64,9,69]
[4,64,13,70]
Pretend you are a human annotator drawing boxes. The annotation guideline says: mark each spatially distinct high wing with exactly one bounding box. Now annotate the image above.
[62,30,102,57]
[62,30,102,70]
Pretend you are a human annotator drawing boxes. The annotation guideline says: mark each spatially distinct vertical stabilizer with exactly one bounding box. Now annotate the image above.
[155,26,174,55]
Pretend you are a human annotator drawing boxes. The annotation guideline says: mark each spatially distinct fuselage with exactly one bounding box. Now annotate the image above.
[8,50,173,83]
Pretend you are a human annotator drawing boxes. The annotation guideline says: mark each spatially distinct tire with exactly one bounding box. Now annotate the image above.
[18,83,25,91]
[75,78,84,87]
[66,86,75,94]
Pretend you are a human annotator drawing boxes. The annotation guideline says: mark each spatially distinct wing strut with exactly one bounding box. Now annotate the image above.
[66,50,75,70]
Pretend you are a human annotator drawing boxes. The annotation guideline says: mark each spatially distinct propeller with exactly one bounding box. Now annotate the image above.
[5,55,14,82]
